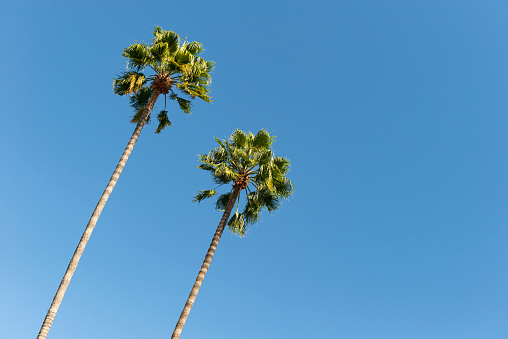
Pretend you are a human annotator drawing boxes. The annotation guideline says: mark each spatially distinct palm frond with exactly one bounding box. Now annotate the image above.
[258,189,281,212]
[197,163,215,172]
[129,87,153,124]
[228,212,246,237]
[253,129,274,150]
[169,93,192,114]
[254,166,272,190]
[155,110,171,134]
[129,86,152,109]
[247,132,255,147]
[150,42,169,63]
[122,43,150,72]
[273,156,290,174]
[184,41,204,55]
[152,27,180,52]
[214,163,239,181]
[175,82,211,102]
[212,173,233,185]
[273,177,294,198]
[113,72,147,95]
[214,137,226,149]
[253,150,273,166]
[206,60,215,73]
[244,192,262,224]
[232,129,248,149]
[174,47,194,64]
[194,189,216,203]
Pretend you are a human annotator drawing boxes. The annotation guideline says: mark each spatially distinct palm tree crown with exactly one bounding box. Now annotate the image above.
[170,129,293,339]
[195,129,293,236]
[113,26,214,133]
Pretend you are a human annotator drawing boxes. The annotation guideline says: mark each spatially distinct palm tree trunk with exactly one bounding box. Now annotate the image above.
[37,89,161,339]
[171,184,242,339]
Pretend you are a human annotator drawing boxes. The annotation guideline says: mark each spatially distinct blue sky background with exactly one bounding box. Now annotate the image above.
[1,1,507,338]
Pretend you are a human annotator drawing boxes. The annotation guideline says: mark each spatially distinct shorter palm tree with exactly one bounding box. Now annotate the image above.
[170,129,293,339]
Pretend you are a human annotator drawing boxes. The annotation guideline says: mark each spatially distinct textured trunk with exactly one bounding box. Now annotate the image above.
[37,89,161,339]
[171,184,243,339]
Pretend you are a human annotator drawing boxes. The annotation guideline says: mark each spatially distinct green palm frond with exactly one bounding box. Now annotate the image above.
[197,163,215,172]
[273,177,294,198]
[150,43,170,64]
[155,110,171,134]
[273,156,290,174]
[113,72,147,95]
[129,86,152,110]
[254,165,272,190]
[228,212,246,236]
[258,189,281,211]
[214,163,239,181]
[247,132,255,147]
[174,47,193,64]
[194,189,216,203]
[184,41,204,55]
[175,82,211,102]
[195,129,293,234]
[253,129,273,149]
[152,27,179,52]
[129,87,153,123]
[206,60,215,72]
[236,149,251,166]
[214,137,226,149]
[243,192,262,224]
[212,172,233,185]
[122,43,150,72]
[232,129,248,149]
[169,93,192,114]
[253,149,273,166]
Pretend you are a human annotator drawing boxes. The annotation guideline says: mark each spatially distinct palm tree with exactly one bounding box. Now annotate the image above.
[171,129,293,339]
[37,27,214,339]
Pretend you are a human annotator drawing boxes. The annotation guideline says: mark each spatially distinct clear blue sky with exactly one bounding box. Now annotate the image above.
[1,1,507,338]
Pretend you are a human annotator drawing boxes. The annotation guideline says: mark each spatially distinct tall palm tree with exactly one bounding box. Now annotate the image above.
[171,129,293,339]
[37,27,214,339]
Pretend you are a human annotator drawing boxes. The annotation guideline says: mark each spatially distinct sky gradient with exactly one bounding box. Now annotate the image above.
[1,1,507,338]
